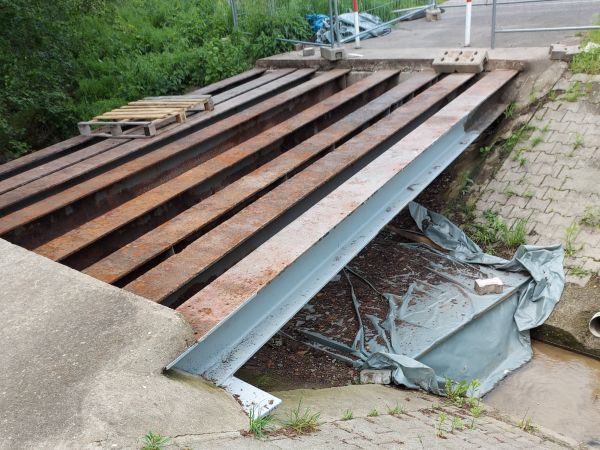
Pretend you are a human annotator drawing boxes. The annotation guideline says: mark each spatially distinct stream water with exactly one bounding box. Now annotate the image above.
[484,341,600,446]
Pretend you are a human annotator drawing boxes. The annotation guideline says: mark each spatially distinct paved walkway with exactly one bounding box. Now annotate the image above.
[170,385,575,449]
[474,72,600,285]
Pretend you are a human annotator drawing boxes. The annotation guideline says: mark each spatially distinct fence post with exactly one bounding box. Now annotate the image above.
[491,0,497,48]
[353,0,361,49]
[230,0,239,30]
[465,0,472,47]
[328,0,335,47]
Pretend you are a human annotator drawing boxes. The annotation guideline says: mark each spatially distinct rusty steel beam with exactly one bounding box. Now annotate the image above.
[0,70,277,197]
[0,68,267,182]
[189,68,266,96]
[168,71,518,412]
[123,73,476,305]
[0,69,348,241]
[35,70,401,263]
[82,71,438,285]
[80,71,439,284]
[0,69,299,205]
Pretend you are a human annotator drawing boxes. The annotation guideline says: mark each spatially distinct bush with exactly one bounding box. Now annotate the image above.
[0,0,310,163]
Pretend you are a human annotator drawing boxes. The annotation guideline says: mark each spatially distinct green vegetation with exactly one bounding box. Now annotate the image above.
[367,408,379,417]
[282,401,320,434]
[444,378,480,408]
[569,265,591,278]
[571,25,600,74]
[561,81,584,102]
[387,403,405,416]
[502,123,536,156]
[469,405,481,429]
[519,414,536,433]
[565,223,579,257]
[503,101,517,119]
[248,410,275,439]
[0,0,321,162]
[467,210,527,253]
[573,133,584,150]
[140,432,170,450]
[342,409,354,420]
[451,416,465,432]
[435,412,448,438]
[581,207,600,228]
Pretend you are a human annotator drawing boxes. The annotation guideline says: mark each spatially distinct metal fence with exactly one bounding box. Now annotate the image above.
[490,0,600,48]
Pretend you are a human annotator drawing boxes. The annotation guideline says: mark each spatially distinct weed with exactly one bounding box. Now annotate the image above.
[504,188,517,198]
[565,223,579,257]
[248,410,275,439]
[570,266,591,278]
[502,123,536,155]
[468,210,527,253]
[469,405,481,429]
[282,400,320,434]
[502,218,527,247]
[531,135,543,147]
[341,409,353,421]
[573,133,584,150]
[451,416,465,432]
[436,412,448,438]
[387,403,405,416]
[523,190,534,199]
[432,402,441,410]
[561,81,583,102]
[581,207,600,228]
[444,378,481,408]
[141,432,170,450]
[518,156,528,167]
[519,414,536,433]
[548,90,558,101]
[503,101,517,119]
[480,145,493,156]
[541,122,550,133]
[457,170,474,196]
[367,408,379,417]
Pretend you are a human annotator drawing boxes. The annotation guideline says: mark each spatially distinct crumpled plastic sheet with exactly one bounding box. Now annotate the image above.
[300,202,565,397]
[314,12,391,45]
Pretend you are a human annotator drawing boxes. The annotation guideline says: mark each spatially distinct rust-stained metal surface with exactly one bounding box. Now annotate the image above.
[35,70,399,263]
[124,72,476,305]
[175,69,518,339]
[0,68,517,340]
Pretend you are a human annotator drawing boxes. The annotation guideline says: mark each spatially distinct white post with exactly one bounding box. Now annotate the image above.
[353,0,361,49]
[465,0,472,47]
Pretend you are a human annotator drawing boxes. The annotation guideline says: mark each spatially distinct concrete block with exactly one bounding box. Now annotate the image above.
[549,44,580,62]
[425,8,442,21]
[474,277,504,295]
[302,47,315,57]
[360,369,392,385]
[320,46,347,61]
[432,49,487,74]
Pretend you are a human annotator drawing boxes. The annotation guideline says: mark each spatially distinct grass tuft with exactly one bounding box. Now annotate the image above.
[141,432,170,450]
[248,410,275,439]
[341,409,354,421]
[282,400,320,434]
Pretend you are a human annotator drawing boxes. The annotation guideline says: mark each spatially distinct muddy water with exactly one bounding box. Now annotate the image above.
[484,341,600,445]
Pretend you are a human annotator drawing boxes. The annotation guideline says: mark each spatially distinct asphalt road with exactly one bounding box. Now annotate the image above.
[356,0,600,48]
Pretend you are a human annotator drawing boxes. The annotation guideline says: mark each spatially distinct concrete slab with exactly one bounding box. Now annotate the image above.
[258,46,550,72]
[0,239,246,449]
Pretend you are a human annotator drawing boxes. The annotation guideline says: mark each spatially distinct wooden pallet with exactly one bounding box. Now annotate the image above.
[78,96,214,138]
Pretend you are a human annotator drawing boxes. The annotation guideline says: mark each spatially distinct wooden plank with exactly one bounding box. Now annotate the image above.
[0,69,298,198]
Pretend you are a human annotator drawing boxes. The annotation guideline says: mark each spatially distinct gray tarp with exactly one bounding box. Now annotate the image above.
[300,202,564,396]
